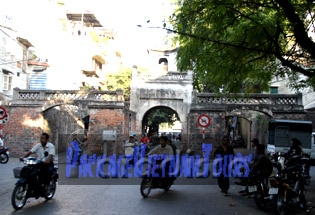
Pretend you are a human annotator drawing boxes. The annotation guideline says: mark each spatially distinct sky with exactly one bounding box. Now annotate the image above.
[0,0,174,59]
[0,0,175,89]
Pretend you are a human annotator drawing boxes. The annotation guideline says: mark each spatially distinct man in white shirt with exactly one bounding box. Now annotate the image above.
[20,133,55,194]
[147,136,173,157]
[147,136,173,179]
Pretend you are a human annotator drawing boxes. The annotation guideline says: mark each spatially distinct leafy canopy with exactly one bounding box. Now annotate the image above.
[105,67,132,100]
[143,107,179,135]
[172,0,315,93]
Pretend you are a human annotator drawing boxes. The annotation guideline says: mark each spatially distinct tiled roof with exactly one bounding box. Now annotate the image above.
[28,60,49,67]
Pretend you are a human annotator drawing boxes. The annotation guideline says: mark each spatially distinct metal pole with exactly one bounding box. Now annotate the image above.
[0,120,2,137]
[81,12,84,29]
[202,127,205,143]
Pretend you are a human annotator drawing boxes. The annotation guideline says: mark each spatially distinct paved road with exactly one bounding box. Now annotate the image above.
[1,157,314,215]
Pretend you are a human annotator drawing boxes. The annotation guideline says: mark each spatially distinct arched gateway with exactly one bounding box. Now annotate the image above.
[1,47,307,156]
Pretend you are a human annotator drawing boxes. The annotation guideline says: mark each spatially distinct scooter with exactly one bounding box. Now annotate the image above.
[269,163,307,215]
[140,149,194,198]
[11,155,58,210]
[0,146,9,164]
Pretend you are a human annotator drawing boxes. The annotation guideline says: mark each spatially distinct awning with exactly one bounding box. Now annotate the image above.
[66,13,102,27]
[93,55,106,64]
[81,70,99,78]
[16,37,33,48]
[305,100,315,110]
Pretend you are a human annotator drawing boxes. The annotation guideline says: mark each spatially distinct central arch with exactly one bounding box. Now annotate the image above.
[225,109,272,149]
[142,106,181,136]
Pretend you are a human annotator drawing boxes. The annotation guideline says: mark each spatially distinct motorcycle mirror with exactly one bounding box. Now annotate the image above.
[44,151,49,157]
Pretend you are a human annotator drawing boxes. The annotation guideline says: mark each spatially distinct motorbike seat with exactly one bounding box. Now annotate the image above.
[282,164,300,174]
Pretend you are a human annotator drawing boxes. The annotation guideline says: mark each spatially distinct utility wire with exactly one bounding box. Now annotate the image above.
[0,25,34,56]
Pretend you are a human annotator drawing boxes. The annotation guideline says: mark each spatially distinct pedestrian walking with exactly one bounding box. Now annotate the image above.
[214,135,235,196]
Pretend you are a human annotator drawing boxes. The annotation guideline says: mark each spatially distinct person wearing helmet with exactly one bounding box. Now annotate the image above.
[124,133,138,147]
[287,138,303,157]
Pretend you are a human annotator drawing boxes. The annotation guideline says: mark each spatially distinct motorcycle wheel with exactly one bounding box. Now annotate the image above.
[11,184,28,210]
[275,195,286,215]
[299,192,307,211]
[45,180,57,200]
[305,177,310,186]
[0,152,9,164]
[254,189,267,211]
[99,161,110,178]
[140,176,152,198]
[164,183,171,191]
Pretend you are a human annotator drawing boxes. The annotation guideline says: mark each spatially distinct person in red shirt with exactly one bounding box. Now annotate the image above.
[139,133,150,145]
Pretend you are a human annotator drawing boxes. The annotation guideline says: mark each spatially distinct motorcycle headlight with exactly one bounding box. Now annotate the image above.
[269,177,279,187]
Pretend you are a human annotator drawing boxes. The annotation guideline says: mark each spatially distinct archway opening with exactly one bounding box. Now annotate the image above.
[142,106,181,144]
[158,58,168,72]
[43,104,90,152]
[225,110,271,149]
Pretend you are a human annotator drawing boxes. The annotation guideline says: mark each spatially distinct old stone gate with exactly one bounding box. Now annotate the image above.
[1,75,311,157]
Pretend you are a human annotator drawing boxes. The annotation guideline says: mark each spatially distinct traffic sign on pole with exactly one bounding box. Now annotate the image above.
[197,114,211,128]
[2,114,9,125]
[0,106,6,120]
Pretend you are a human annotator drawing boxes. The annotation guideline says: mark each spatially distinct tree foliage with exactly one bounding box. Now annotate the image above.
[143,107,179,136]
[172,0,315,93]
[105,67,132,100]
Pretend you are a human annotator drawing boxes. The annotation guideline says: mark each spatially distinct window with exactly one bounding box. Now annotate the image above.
[270,86,278,94]
[3,74,12,90]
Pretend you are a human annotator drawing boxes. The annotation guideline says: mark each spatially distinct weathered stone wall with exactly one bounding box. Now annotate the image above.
[2,105,44,157]
[187,110,226,153]
[43,105,85,153]
[305,111,315,131]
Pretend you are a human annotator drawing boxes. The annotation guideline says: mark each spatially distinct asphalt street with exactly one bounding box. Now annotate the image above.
[1,156,315,215]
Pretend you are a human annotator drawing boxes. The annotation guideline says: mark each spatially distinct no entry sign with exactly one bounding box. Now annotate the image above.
[197,114,211,128]
[0,106,6,120]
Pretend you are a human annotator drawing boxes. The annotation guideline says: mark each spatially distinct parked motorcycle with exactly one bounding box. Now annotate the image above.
[300,154,311,185]
[270,152,311,185]
[0,146,9,164]
[231,137,246,148]
[11,157,58,210]
[269,161,307,215]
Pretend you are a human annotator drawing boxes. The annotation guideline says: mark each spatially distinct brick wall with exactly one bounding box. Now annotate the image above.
[2,105,44,157]
[87,107,130,156]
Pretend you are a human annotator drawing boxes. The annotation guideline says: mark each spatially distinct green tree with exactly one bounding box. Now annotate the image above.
[143,107,179,136]
[105,67,132,100]
[171,0,315,93]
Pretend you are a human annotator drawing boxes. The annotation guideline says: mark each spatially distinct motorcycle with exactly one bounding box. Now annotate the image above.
[0,146,9,164]
[140,157,175,198]
[300,154,311,185]
[269,161,307,215]
[231,137,246,148]
[11,156,58,210]
[140,149,194,198]
[270,152,311,185]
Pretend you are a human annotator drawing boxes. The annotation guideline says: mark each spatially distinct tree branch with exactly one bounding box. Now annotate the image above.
[275,0,315,58]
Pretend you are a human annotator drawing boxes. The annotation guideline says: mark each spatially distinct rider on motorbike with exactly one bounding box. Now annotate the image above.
[236,144,273,194]
[20,133,55,195]
[287,138,303,157]
[146,136,173,180]
[167,139,177,156]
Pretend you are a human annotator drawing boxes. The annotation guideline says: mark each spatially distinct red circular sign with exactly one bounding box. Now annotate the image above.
[198,114,211,127]
[0,107,6,120]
